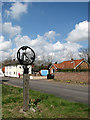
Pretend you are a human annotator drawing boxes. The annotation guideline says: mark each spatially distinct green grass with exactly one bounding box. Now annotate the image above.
[2,84,89,119]
[0,84,2,120]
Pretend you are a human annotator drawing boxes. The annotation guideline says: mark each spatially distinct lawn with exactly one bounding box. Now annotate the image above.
[2,84,89,119]
[0,84,2,120]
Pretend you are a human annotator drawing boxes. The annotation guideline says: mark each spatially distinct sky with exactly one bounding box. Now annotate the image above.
[0,2,88,63]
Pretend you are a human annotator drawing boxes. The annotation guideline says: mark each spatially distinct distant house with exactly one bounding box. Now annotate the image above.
[0,68,4,77]
[49,59,89,74]
[3,61,32,78]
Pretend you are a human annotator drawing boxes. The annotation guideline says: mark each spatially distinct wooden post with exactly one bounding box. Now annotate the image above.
[23,73,29,111]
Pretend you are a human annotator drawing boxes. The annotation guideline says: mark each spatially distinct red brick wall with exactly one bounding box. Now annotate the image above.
[54,72,89,83]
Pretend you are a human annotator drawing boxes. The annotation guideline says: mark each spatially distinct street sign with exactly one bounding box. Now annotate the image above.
[17,46,35,65]
[17,46,35,112]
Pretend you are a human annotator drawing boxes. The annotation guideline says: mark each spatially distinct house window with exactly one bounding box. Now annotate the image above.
[9,72,12,75]
[14,72,15,74]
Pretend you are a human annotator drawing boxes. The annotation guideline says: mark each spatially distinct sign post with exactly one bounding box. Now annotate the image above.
[17,46,35,111]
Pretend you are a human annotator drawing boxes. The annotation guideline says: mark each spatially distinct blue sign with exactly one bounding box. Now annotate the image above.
[41,70,48,76]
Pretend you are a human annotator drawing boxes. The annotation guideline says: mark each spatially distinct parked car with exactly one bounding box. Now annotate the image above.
[47,74,54,79]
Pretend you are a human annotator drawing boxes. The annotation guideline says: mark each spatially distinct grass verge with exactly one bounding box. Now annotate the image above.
[2,84,89,119]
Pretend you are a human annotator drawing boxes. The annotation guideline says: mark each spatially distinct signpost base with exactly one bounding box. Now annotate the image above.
[23,74,29,112]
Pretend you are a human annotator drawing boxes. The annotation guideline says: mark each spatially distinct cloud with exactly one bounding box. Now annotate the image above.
[0,36,12,51]
[2,0,89,2]
[44,30,60,42]
[0,13,2,22]
[66,21,88,42]
[0,13,2,33]
[2,22,21,38]
[13,30,82,62]
[0,36,12,61]
[5,2,28,20]
[53,41,63,51]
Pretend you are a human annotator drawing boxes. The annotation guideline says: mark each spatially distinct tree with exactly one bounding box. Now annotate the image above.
[3,57,12,64]
[47,62,52,70]
[55,61,57,64]
[79,48,88,61]
[33,55,53,71]
[65,50,74,61]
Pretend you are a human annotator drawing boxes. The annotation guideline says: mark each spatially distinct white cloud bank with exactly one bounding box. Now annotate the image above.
[66,21,88,42]
[3,22,21,38]
[2,0,89,2]
[13,30,82,62]
[1,20,87,62]
[5,2,28,20]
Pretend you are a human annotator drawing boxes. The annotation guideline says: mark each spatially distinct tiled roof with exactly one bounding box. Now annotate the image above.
[53,59,84,69]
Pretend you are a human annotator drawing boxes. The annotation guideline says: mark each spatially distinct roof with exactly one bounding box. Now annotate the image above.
[50,59,86,69]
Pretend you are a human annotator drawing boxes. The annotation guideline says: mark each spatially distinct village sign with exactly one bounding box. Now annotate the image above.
[17,46,35,111]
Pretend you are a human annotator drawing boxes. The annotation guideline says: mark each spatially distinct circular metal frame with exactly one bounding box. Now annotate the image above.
[17,46,35,65]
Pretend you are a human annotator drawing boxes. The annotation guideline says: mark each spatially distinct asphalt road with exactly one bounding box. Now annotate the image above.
[1,77,88,105]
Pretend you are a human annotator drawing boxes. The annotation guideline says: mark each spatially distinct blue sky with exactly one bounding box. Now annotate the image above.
[1,2,88,62]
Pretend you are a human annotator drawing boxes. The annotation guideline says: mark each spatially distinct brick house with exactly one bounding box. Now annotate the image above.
[49,59,89,74]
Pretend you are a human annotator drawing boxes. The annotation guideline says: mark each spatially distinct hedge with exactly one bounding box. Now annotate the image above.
[57,69,90,72]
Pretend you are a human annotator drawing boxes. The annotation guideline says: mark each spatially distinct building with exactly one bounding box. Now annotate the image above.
[3,61,32,78]
[0,68,4,77]
[49,59,89,74]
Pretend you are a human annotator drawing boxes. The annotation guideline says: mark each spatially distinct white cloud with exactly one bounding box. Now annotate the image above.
[0,36,12,61]
[2,0,89,2]
[0,13,2,33]
[0,29,83,62]
[0,13,2,22]
[53,41,63,51]
[0,36,12,51]
[3,22,21,38]
[14,35,31,47]
[0,50,12,61]
[13,30,82,62]
[66,21,88,42]
[0,36,4,43]
[63,42,82,60]
[5,2,28,20]
[44,30,60,42]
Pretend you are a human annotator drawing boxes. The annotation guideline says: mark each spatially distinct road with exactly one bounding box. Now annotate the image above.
[1,77,88,104]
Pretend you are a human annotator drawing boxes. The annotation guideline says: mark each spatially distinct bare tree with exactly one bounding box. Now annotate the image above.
[65,50,74,60]
[79,48,89,61]
[3,57,12,64]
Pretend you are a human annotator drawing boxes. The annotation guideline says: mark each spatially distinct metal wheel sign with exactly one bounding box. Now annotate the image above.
[17,46,35,65]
